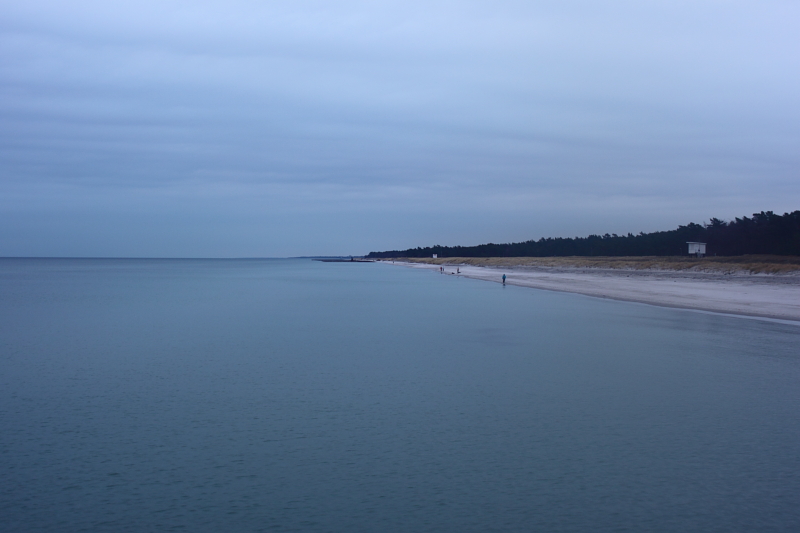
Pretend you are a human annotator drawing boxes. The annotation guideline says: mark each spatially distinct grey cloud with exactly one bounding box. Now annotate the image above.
[1,1,798,256]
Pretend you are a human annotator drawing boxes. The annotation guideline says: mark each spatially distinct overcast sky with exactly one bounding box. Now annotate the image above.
[1,0,798,257]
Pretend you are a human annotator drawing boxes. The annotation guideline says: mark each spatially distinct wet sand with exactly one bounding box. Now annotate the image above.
[381,260,800,323]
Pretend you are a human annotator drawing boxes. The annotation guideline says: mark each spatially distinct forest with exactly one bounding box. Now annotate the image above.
[366,210,800,258]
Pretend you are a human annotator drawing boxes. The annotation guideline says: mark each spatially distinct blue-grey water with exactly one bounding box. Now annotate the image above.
[1,258,799,532]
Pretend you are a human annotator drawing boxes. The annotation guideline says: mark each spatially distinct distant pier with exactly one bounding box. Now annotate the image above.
[314,258,374,263]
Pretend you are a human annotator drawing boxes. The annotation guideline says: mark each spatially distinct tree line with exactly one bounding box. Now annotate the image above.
[366,210,800,258]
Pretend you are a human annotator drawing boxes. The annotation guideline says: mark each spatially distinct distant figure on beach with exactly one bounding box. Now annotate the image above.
[457,268,460,274]
[502,274,506,285]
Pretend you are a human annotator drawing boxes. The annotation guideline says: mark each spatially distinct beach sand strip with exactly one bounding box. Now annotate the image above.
[380,260,800,323]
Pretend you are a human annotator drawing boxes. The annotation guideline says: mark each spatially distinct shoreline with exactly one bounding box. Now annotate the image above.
[379,260,800,324]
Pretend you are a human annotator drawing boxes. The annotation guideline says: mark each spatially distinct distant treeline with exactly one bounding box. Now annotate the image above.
[367,210,800,258]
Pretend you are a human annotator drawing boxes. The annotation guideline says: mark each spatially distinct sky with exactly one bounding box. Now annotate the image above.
[1,0,798,257]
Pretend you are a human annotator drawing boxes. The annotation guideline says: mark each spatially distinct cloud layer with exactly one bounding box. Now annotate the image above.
[2,0,798,256]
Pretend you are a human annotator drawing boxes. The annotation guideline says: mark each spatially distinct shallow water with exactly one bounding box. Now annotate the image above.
[1,258,799,532]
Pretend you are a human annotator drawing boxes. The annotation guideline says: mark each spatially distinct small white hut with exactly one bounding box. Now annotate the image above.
[432,254,438,258]
[687,242,706,257]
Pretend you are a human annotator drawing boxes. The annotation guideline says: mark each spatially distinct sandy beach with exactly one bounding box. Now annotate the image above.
[381,260,800,323]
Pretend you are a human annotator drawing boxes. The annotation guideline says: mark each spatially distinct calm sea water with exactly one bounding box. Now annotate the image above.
[1,258,799,532]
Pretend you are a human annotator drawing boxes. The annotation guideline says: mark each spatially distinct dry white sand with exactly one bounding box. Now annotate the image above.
[381,260,800,323]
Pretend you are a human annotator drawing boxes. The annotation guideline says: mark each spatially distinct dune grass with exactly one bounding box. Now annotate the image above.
[391,255,800,274]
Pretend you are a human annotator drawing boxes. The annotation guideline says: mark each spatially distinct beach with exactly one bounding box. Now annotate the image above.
[382,259,800,323]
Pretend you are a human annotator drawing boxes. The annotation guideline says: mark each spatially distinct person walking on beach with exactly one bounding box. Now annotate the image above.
[502,274,506,285]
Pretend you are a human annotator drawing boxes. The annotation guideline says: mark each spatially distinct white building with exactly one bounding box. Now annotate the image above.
[432,254,438,258]
[687,242,706,257]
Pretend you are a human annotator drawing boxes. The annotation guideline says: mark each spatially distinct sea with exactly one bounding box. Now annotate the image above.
[1,258,799,532]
